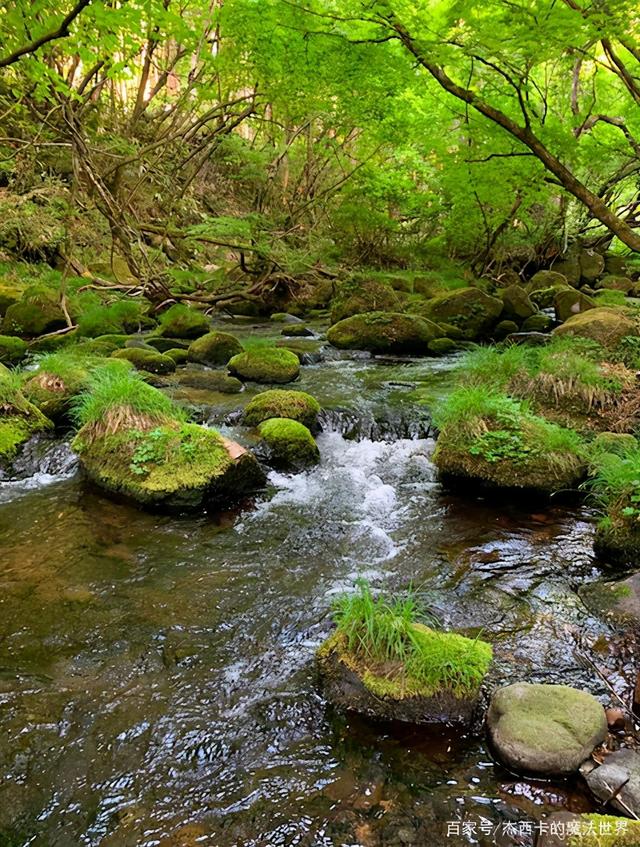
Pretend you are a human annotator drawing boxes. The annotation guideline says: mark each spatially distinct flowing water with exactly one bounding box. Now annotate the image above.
[0,326,637,847]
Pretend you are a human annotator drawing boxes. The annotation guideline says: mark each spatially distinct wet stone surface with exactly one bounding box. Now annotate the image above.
[0,327,637,846]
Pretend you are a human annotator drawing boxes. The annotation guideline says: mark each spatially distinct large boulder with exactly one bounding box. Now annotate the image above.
[604,253,630,276]
[175,370,243,393]
[330,277,400,324]
[527,270,569,292]
[2,286,67,337]
[551,252,581,285]
[580,248,606,282]
[500,284,536,321]
[0,334,27,365]
[228,348,300,383]
[596,274,633,293]
[421,288,503,340]
[327,311,442,353]
[0,379,53,471]
[243,389,320,429]
[554,288,596,322]
[157,304,210,339]
[553,307,639,348]
[187,331,243,365]
[257,418,320,470]
[487,682,607,776]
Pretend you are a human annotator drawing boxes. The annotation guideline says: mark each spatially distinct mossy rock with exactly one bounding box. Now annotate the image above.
[552,251,581,285]
[579,249,605,282]
[257,417,319,470]
[427,337,458,355]
[74,421,264,509]
[596,274,633,293]
[0,392,53,468]
[281,324,314,337]
[327,311,442,354]
[22,367,88,424]
[274,338,323,363]
[487,682,607,776]
[0,334,27,365]
[157,304,210,339]
[330,277,401,324]
[2,286,66,337]
[145,337,191,352]
[527,270,570,292]
[92,334,129,348]
[593,432,638,456]
[243,389,320,428]
[111,347,176,374]
[593,509,640,567]
[434,417,586,495]
[553,307,639,349]
[565,814,640,847]
[604,253,630,276]
[494,319,519,339]
[165,348,189,365]
[317,626,491,726]
[0,282,26,315]
[228,348,300,384]
[554,289,596,322]
[187,331,243,365]
[270,312,303,323]
[421,287,503,340]
[500,284,536,320]
[521,313,554,333]
[176,370,243,393]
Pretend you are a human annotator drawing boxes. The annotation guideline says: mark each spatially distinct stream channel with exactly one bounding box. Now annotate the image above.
[0,321,636,847]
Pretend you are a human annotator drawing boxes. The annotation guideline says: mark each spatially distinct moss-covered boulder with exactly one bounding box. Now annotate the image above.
[596,274,633,293]
[157,304,210,339]
[243,389,320,429]
[0,282,26,316]
[28,328,79,353]
[433,389,586,495]
[2,286,66,337]
[318,621,492,727]
[0,334,27,365]
[72,371,263,509]
[257,418,319,470]
[421,288,503,340]
[528,270,569,292]
[580,248,605,282]
[176,370,243,393]
[281,324,314,337]
[330,277,400,324]
[111,347,176,374]
[500,284,536,320]
[554,288,596,322]
[487,682,607,776]
[521,313,554,333]
[327,311,442,353]
[187,331,243,365]
[76,300,150,337]
[0,375,53,469]
[22,354,89,423]
[228,348,300,384]
[494,319,519,340]
[164,348,189,365]
[427,337,458,354]
[145,337,191,353]
[551,252,581,285]
[553,307,639,349]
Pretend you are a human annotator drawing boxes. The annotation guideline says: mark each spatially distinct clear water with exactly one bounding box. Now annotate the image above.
[0,339,634,847]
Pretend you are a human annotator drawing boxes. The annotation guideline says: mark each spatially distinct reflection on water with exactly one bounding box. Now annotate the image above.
[0,346,630,846]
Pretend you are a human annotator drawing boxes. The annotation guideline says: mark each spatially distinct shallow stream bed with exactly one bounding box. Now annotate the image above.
[0,329,637,847]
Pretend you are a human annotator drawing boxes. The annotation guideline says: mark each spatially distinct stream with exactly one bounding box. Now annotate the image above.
[0,324,637,847]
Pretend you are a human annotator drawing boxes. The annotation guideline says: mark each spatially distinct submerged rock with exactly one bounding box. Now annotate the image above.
[327,311,441,354]
[318,626,491,727]
[187,331,243,365]
[487,682,607,776]
[257,417,319,470]
[228,348,300,384]
[243,388,320,429]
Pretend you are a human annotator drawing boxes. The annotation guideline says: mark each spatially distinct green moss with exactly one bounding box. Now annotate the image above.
[330,277,400,324]
[258,417,319,469]
[327,311,442,353]
[177,370,243,393]
[111,347,176,374]
[324,580,492,700]
[421,287,503,340]
[22,351,91,422]
[77,300,149,337]
[0,372,53,462]
[0,334,27,364]
[567,814,640,846]
[243,389,320,428]
[157,304,210,339]
[2,286,66,336]
[187,331,243,365]
[554,307,639,349]
[228,348,300,384]
[165,348,189,364]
